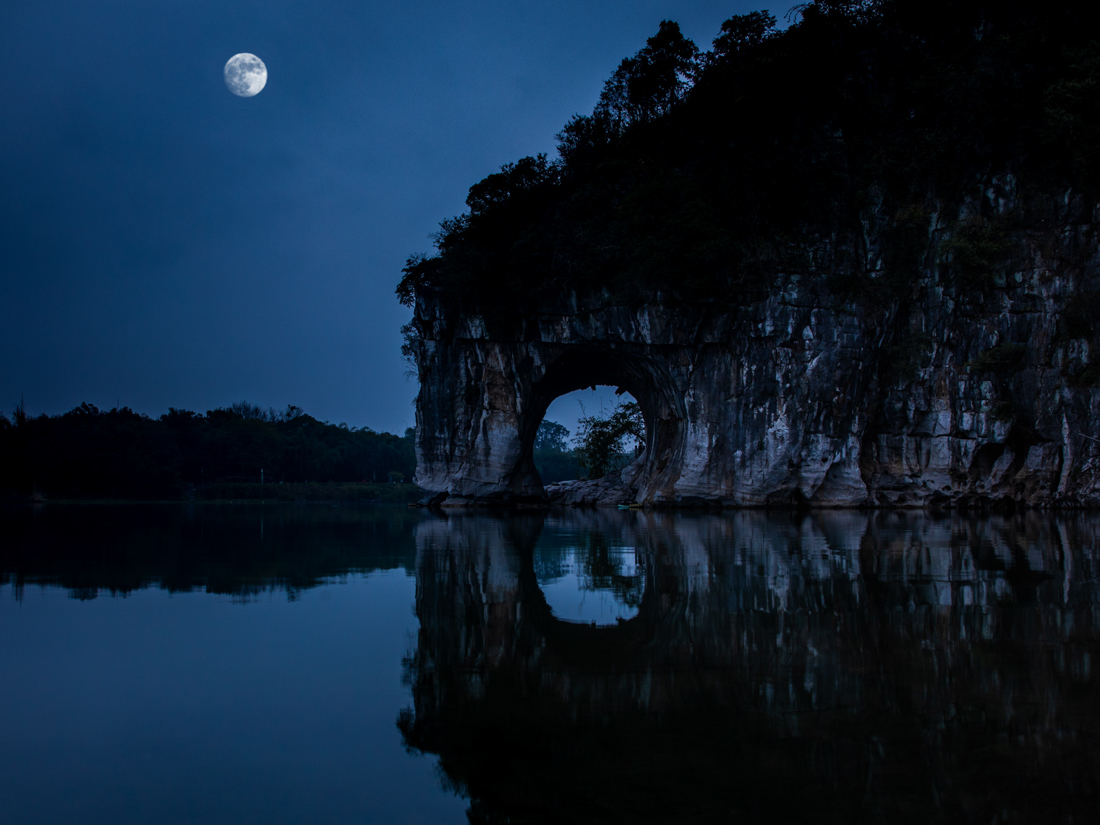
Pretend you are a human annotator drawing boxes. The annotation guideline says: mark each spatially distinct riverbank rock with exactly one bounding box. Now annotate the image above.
[409,181,1100,508]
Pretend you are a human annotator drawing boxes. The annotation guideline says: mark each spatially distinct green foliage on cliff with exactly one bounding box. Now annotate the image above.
[397,0,1100,318]
[0,402,416,500]
[967,343,1027,374]
[943,216,1012,291]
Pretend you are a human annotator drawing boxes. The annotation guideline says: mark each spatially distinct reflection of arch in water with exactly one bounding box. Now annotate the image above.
[411,510,720,686]
[529,531,643,623]
[521,545,661,668]
[401,510,1100,823]
[518,512,722,673]
[408,510,1100,710]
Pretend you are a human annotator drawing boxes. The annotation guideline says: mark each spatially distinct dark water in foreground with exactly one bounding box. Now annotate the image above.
[2,505,1099,824]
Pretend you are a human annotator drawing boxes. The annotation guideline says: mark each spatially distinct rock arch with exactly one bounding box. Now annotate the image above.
[524,346,684,499]
[411,293,873,506]
[410,248,1098,506]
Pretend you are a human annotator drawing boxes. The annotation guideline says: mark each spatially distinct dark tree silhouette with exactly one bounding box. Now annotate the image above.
[595,20,701,129]
[575,402,644,480]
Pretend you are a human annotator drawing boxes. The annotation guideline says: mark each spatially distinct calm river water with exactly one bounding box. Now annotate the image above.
[2,504,1099,823]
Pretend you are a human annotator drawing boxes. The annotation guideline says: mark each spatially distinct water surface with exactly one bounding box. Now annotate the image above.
[3,504,1099,823]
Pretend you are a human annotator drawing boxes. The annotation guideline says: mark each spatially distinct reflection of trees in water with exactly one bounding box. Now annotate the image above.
[575,533,643,608]
[0,503,422,599]
[538,530,645,611]
[402,510,1100,824]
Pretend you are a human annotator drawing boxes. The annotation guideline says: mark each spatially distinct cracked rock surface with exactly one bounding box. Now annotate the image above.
[409,181,1100,507]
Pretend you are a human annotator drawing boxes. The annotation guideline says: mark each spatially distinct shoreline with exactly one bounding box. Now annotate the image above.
[1,482,425,506]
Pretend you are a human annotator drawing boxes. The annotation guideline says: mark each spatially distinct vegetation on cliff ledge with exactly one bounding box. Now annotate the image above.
[397,0,1100,319]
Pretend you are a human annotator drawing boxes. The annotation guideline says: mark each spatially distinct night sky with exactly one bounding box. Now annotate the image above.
[2,1,779,434]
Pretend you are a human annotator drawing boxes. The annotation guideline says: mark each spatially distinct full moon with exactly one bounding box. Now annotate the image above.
[224,53,267,97]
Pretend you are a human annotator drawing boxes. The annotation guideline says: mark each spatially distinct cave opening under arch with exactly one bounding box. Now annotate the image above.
[517,346,683,496]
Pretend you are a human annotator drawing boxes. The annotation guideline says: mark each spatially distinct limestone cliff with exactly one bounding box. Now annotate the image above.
[409,178,1100,507]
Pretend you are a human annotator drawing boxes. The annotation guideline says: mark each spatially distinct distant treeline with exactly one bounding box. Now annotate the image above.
[532,419,582,484]
[0,401,416,500]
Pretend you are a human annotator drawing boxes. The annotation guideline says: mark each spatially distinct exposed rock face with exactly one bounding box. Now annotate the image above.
[410,179,1100,507]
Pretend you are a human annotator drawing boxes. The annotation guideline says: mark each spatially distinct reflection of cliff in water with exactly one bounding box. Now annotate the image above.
[401,511,1100,823]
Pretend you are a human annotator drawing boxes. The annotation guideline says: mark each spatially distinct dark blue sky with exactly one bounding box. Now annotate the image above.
[1,0,780,433]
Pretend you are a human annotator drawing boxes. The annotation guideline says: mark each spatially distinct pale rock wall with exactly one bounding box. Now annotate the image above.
[410,179,1100,507]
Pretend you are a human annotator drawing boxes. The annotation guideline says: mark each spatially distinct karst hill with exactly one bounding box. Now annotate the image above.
[399,0,1100,508]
